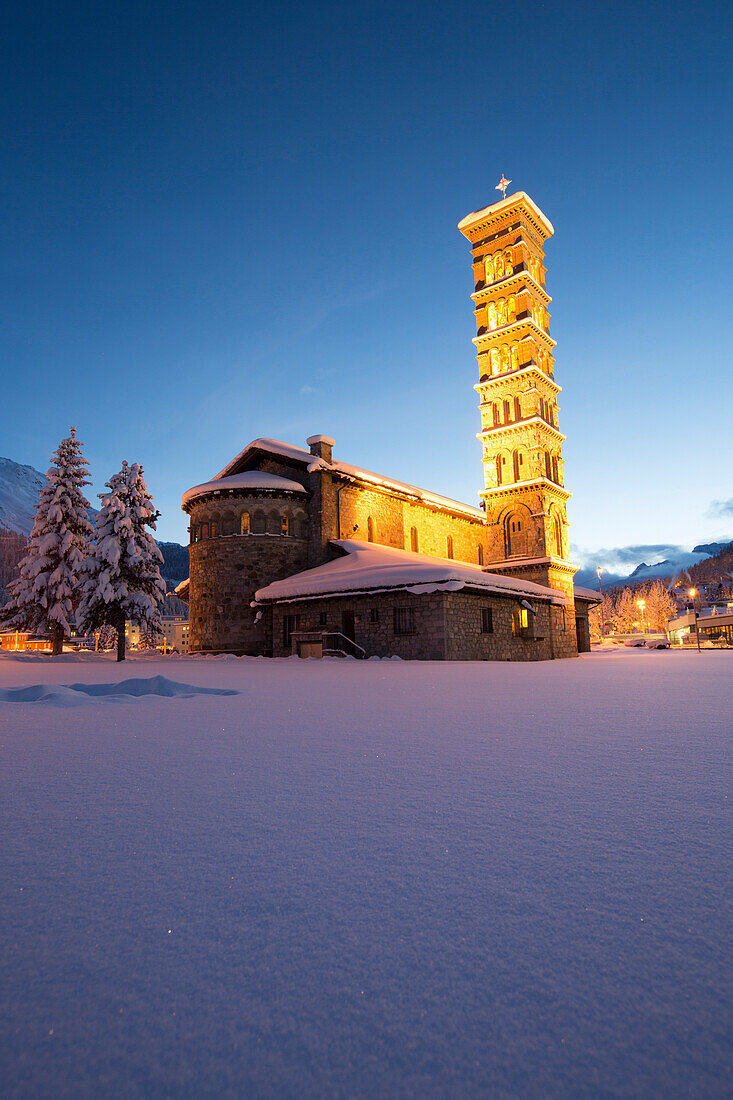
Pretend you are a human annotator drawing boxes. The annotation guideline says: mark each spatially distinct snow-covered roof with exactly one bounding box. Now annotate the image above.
[213,438,485,521]
[215,439,314,479]
[182,470,307,508]
[254,540,566,605]
[329,461,485,520]
[174,577,189,599]
[573,585,602,604]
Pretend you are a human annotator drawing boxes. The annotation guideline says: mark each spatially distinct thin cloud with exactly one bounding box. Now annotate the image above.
[707,499,733,518]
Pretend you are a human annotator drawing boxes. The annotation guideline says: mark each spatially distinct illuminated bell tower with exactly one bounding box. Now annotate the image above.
[458,188,578,656]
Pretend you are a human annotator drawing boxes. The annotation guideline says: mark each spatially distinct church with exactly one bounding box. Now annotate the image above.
[177,190,598,659]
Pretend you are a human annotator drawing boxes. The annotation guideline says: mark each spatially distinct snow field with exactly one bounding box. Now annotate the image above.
[0,650,730,1098]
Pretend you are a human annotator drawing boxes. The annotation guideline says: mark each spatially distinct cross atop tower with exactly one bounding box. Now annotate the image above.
[495,175,512,199]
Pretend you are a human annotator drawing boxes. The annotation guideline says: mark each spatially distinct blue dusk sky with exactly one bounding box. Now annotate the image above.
[2,0,732,563]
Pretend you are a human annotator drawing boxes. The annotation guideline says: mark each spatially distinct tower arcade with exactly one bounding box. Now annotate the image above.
[458,190,578,656]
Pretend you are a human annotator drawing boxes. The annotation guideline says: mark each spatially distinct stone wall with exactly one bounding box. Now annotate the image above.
[267,588,558,662]
[443,590,554,661]
[330,483,489,567]
[484,559,579,659]
[270,592,448,660]
[188,532,308,654]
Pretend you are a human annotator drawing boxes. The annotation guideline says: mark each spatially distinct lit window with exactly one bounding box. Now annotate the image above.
[240,512,250,535]
[512,607,529,636]
[281,515,289,536]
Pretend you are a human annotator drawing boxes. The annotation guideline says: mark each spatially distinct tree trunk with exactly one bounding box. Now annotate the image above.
[51,623,64,656]
[116,610,126,662]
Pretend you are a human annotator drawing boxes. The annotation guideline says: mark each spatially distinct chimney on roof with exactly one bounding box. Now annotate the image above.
[306,434,334,463]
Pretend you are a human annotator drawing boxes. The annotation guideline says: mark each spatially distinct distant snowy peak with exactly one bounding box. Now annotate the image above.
[573,537,733,589]
[692,541,733,557]
[0,456,109,537]
[0,458,46,536]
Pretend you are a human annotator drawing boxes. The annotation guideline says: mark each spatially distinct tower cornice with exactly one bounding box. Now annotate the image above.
[458,192,554,243]
[477,417,566,443]
[474,365,561,394]
[473,318,556,352]
[472,271,551,307]
[480,478,571,502]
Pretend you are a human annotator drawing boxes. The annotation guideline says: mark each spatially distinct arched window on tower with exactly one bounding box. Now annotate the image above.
[240,512,250,535]
[281,514,290,536]
[513,449,524,483]
[410,526,419,552]
[484,255,494,283]
[510,344,520,370]
[488,302,497,329]
[493,402,500,427]
[497,298,507,325]
[367,516,375,543]
[494,252,504,279]
[446,535,454,559]
[508,296,517,322]
[504,249,513,275]
[504,513,528,558]
[514,396,522,420]
[490,348,500,375]
[552,456,559,483]
[554,514,563,557]
[545,451,552,479]
[495,454,503,487]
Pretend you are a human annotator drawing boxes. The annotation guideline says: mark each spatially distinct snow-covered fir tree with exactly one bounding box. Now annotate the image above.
[3,428,93,654]
[78,462,166,661]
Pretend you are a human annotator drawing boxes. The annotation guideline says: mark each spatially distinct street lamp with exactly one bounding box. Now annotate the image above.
[636,598,646,636]
[596,567,604,636]
[688,587,701,653]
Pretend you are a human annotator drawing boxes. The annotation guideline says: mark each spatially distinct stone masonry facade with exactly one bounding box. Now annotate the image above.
[269,588,556,662]
[180,190,590,661]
